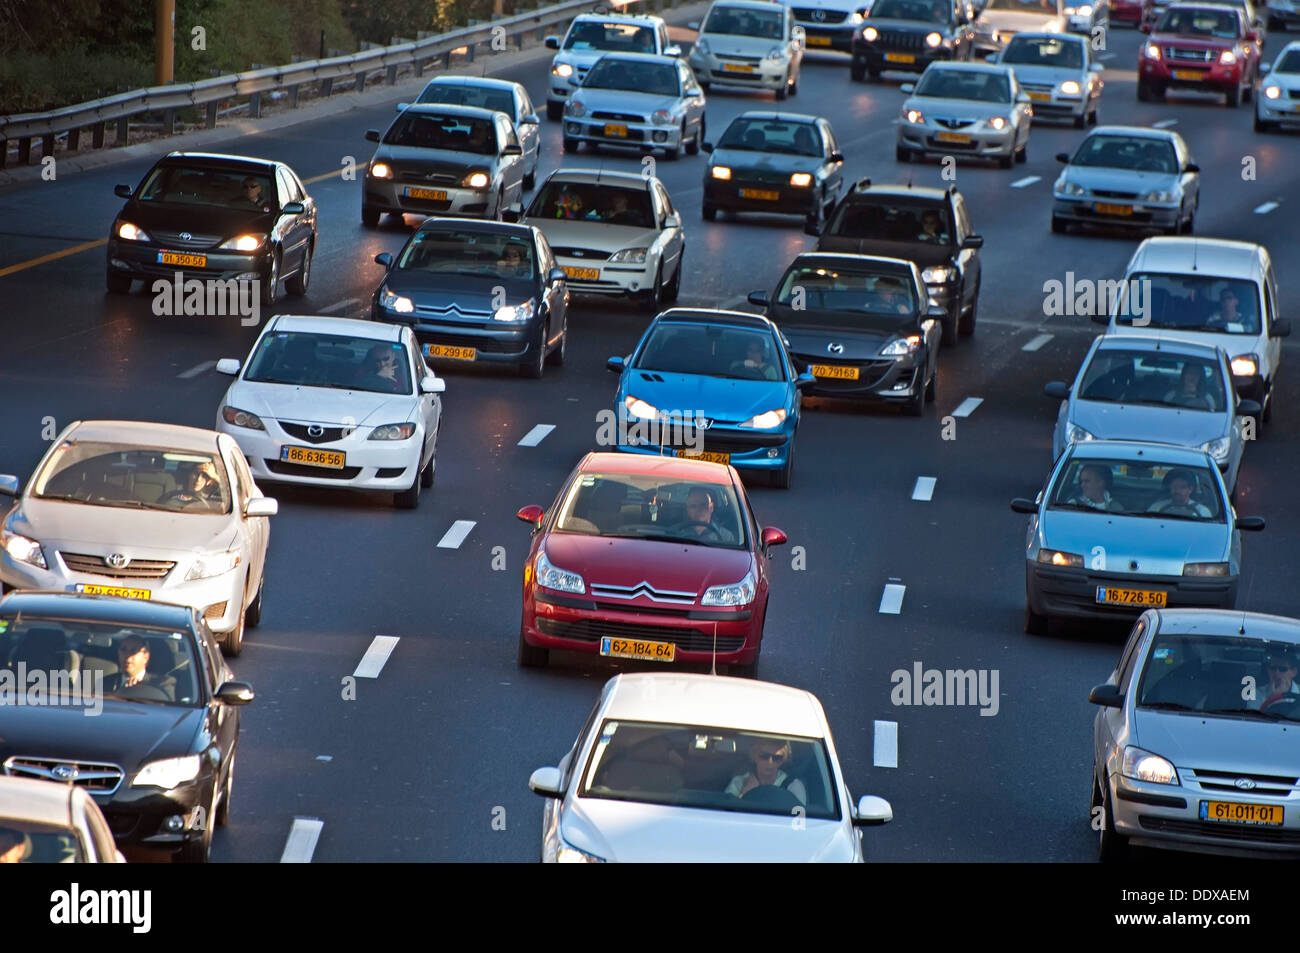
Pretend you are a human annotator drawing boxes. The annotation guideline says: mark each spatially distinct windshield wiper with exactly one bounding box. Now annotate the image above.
[1202,707,1293,721]
[609,530,710,546]
[1138,701,1197,711]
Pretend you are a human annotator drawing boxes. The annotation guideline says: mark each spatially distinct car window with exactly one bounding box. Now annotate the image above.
[1276,50,1300,73]
[1116,618,1148,689]
[717,117,823,157]
[583,58,680,96]
[393,228,536,280]
[869,0,953,22]
[635,322,788,381]
[1135,633,1300,720]
[275,168,294,206]
[774,262,920,319]
[32,441,233,515]
[702,6,785,37]
[655,183,675,218]
[1001,35,1083,67]
[982,0,1061,10]
[0,821,85,863]
[384,112,498,155]
[1077,348,1227,411]
[564,20,658,52]
[553,473,748,548]
[827,199,952,243]
[243,331,413,395]
[1157,7,1240,36]
[137,165,275,211]
[528,180,654,227]
[1047,458,1225,521]
[415,83,517,117]
[1071,134,1178,173]
[1115,273,1261,335]
[915,68,1011,102]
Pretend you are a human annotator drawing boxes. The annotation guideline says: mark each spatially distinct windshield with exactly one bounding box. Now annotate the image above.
[528,181,653,226]
[383,112,497,154]
[982,0,1063,11]
[717,118,822,156]
[0,618,201,707]
[394,228,536,280]
[415,84,516,118]
[583,58,680,95]
[826,199,951,243]
[578,720,841,820]
[1001,35,1084,67]
[1157,7,1240,35]
[702,6,785,36]
[136,165,275,212]
[914,68,1011,102]
[635,323,787,381]
[775,263,919,318]
[1276,49,1300,73]
[1137,634,1300,722]
[1071,134,1178,173]
[1116,273,1261,335]
[553,472,747,547]
[0,822,86,863]
[244,331,413,395]
[1078,348,1226,411]
[32,442,232,514]
[1048,458,1225,521]
[564,21,657,52]
[870,0,953,21]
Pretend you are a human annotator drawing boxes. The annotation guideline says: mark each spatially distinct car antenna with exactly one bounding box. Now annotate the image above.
[1191,238,1198,272]
[711,620,718,676]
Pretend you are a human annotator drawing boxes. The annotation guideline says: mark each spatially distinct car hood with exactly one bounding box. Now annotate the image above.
[976,10,1065,30]
[228,382,415,426]
[1149,32,1235,49]
[771,314,910,360]
[382,272,536,313]
[572,89,684,116]
[8,498,237,556]
[525,217,661,254]
[543,534,754,597]
[866,16,955,32]
[815,235,954,267]
[1064,166,1182,192]
[561,798,854,861]
[371,144,494,171]
[1106,326,1264,356]
[118,202,275,243]
[1005,63,1084,85]
[1069,400,1227,447]
[903,96,1014,120]
[1132,709,1300,773]
[1039,509,1230,571]
[699,34,787,56]
[619,371,793,423]
[710,148,825,176]
[0,701,203,773]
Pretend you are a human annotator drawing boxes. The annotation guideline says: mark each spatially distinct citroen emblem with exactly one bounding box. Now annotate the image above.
[105,553,130,569]
[51,764,79,781]
[1235,778,1256,790]
[179,232,192,241]
[307,424,325,437]
[827,342,844,354]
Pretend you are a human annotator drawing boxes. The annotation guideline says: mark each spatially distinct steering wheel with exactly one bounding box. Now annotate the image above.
[740,784,802,811]
[114,682,170,702]
[670,520,722,540]
[1260,693,1299,715]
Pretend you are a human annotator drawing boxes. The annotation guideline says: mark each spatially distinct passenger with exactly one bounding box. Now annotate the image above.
[160,461,221,508]
[105,636,176,699]
[730,339,780,381]
[1163,364,1214,410]
[354,344,406,393]
[916,209,947,242]
[1146,468,1211,518]
[496,242,530,277]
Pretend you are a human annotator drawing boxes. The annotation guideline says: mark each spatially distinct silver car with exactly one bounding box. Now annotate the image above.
[1045,335,1259,493]
[990,31,1103,126]
[544,14,680,120]
[1256,40,1300,131]
[362,104,526,226]
[1064,0,1111,31]
[408,76,542,190]
[1051,125,1199,234]
[688,0,806,99]
[896,61,1033,166]
[563,52,708,160]
[1011,440,1265,634]
[1090,608,1300,860]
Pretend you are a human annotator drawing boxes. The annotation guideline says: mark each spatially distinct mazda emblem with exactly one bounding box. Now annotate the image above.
[179,232,192,241]
[51,764,79,781]
[105,553,130,569]
[1235,778,1256,790]
[307,424,324,437]
[827,342,844,354]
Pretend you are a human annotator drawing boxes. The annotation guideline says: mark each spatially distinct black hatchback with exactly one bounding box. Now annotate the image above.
[106,151,317,306]
[0,590,253,863]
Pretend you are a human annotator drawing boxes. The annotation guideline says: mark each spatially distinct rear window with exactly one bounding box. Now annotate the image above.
[415,84,516,116]
[826,199,951,243]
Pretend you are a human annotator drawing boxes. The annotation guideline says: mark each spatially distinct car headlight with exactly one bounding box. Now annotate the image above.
[1059,79,1081,95]
[880,334,922,356]
[608,247,648,264]
[789,172,813,187]
[739,408,787,429]
[536,550,585,595]
[1219,50,1236,65]
[1121,746,1179,785]
[847,11,865,25]
[368,161,393,179]
[1264,84,1282,99]
[695,38,711,55]
[1142,189,1174,202]
[921,265,957,283]
[218,234,265,252]
[1036,548,1083,567]
[185,551,240,582]
[624,395,659,420]
[133,755,201,789]
[566,99,586,117]
[221,406,265,430]
[369,423,416,440]
[1065,421,1095,443]
[553,62,574,77]
[1077,4,1093,14]
[711,165,733,180]
[1184,561,1230,577]
[556,839,606,863]
[493,299,536,322]
[863,26,879,41]
[651,109,673,126]
[2,530,47,570]
[116,221,150,242]
[701,570,756,607]
[1201,436,1231,462]
[988,116,1008,130]
[765,46,787,61]
[1144,43,1161,60]
[463,171,490,189]
[380,288,415,314]
[1231,353,1259,377]
[1058,179,1086,197]
[904,108,924,124]
[925,31,942,47]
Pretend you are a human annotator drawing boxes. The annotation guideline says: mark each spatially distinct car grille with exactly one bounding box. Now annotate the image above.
[537,618,746,652]
[589,581,698,604]
[592,111,644,123]
[934,117,976,129]
[1165,47,1214,62]
[793,7,849,22]
[398,170,463,186]
[4,756,125,795]
[418,332,518,353]
[698,432,787,453]
[414,302,493,319]
[1091,189,1139,199]
[150,230,222,249]
[731,169,793,187]
[876,29,927,51]
[1020,82,1055,94]
[59,552,175,579]
[264,460,363,479]
[551,247,612,260]
[712,69,764,81]
[1186,769,1299,796]
[1139,816,1300,845]
[718,54,762,64]
[280,422,352,444]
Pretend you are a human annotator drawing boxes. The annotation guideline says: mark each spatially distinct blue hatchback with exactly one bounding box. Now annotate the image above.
[606,309,811,488]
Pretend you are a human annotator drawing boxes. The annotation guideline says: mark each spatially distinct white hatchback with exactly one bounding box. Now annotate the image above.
[528,672,893,862]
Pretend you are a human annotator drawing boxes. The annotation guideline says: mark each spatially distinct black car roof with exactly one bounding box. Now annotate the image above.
[0,591,196,630]
[158,152,277,174]
[412,217,534,238]
[651,308,779,332]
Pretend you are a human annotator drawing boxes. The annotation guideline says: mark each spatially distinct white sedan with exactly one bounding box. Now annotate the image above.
[528,673,893,862]
[215,315,444,509]
[0,420,276,656]
[688,0,805,99]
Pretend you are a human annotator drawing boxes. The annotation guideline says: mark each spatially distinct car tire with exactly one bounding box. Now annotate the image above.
[1227,82,1242,107]
[285,241,312,296]
[771,440,794,489]
[1136,80,1153,101]
[547,316,568,365]
[106,271,132,293]
[702,204,717,220]
[1262,381,1273,423]
[562,136,579,153]
[902,366,926,416]
[260,251,281,306]
[663,258,682,303]
[244,576,264,628]
[776,75,789,100]
[394,467,421,508]
[924,363,937,402]
[804,194,826,236]
[1073,110,1087,128]
[215,753,234,827]
[547,101,563,121]
[1051,214,1068,234]
[1095,776,1130,862]
[1024,604,1049,635]
[420,448,436,488]
[851,59,867,81]
[958,279,979,336]
[686,122,702,156]
[868,67,882,81]
[1015,140,1028,163]
[362,204,380,227]
[1243,76,1254,103]
[998,150,1014,169]
[520,325,547,378]
[642,264,664,312]
[895,143,913,163]
[220,611,244,657]
[517,624,549,667]
[664,131,683,161]
[176,794,215,863]
[1255,113,1273,132]
[1089,103,1099,125]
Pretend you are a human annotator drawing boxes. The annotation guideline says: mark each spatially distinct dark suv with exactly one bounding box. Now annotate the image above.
[816,180,982,345]
[851,0,976,82]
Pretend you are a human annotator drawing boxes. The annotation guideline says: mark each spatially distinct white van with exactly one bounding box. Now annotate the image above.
[1100,237,1291,426]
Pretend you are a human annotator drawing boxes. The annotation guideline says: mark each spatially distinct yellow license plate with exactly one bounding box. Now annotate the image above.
[1027,91,1051,101]
[1096,586,1166,607]
[75,584,151,599]
[885,52,916,63]
[1172,69,1203,80]
[1095,202,1133,216]
[1200,801,1284,826]
[424,344,476,361]
[563,266,599,280]
[603,123,628,137]
[405,187,448,201]
[740,188,780,200]
[722,63,756,72]
[600,636,676,662]
[936,131,971,143]
[280,446,346,469]
[676,449,730,464]
[810,364,860,380]
[158,251,206,268]
[807,35,832,46]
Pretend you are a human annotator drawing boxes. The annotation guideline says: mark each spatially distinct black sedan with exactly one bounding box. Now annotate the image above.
[106,150,317,306]
[371,218,569,379]
[702,112,845,234]
[747,253,943,415]
[0,590,253,863]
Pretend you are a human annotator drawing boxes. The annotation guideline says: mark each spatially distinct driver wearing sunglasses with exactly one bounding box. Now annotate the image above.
[1248,647,1300,712]
[725,738,807,804]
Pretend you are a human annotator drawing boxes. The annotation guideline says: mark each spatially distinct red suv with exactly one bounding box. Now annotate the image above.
[1139,3,1261,105]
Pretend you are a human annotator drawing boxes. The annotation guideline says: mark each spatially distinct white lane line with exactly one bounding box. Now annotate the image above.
[280,818,324,863]
[951,397,983,418]
[1153,118,1178,128]
[1097,52,1115,61]
[320,297,360,314]
[911,476,936,501]
[518,424,555,447]
[1010,175,1040,189]
[1022,332,1054,352]
[353,635,400,679]
[879,583,906,615]
[1254,201,1279,215]
[437,520,477,549]
[177,360,215,379]
[873,720,899,769]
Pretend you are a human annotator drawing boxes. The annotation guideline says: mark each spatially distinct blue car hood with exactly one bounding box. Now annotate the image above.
[620,370,792,424]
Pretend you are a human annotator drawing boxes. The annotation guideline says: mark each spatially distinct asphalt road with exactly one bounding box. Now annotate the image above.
[1,16,1298,862]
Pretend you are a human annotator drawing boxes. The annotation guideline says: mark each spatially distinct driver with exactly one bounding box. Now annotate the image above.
[1146,469,1211,518]
[681,486,736,543]
[725,738,807,804]
[1249,646,1300,712]
[0,828,30,863]
[105,635,175,699]
[729,339,779,381]
[160,461,221,508]
[1163,364,1214,410]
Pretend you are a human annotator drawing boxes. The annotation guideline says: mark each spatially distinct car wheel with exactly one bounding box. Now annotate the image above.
[702,204,717,221]
[1015,140,1028,163]
[776,74,789,100]
[924,363,937,402]
[517,624,549,667]
[686,122,702,156]
[1262,381,1273,423]
[394,467,421,508]
[547,101,563,121]
[1051,214,1068,234]
[1024,604,1049,635]
[1226,82,1242,107]
[663,257,682,303]
[664,131,683,161]
[958,279,979,336]
[362,204,380,227]
[1243,76,1254,103]
[106,271,132,293]
[176,791,215,863]
[260,251,281,306]
[804,194,826,236]
[868,68,882,81]
[244,576,264,628]
[562,136,579,153]
[850,59,867,81]
[771,439,794,489]
[902,366,926,416]
[1255,113,1272,132]
[215,753,234,827]
[220,611,245,657]
[286,241,312,296]
[1136,80,1152,101]
[1073,110,1087,129]
[547,315,568,365]
[520,325,547,378]
[895,143,913,163]
[1096,776,1130,862]
[998,150,1014,169]
[1089,103,1099,125]
[642,264,664,312]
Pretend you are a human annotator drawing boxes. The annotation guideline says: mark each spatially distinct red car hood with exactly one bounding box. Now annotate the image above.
[1150,32,1236,49]
[543,533,754,602]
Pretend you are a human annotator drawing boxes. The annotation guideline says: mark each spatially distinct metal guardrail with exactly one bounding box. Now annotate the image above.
[0,0,682,168]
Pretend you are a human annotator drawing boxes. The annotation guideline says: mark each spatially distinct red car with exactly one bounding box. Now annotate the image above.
[515,452,787,677]
[1111,0,1155,26]
[1139,2,1262,105]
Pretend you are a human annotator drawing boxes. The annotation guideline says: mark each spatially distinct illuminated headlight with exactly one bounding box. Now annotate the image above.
[1263,85,1282,99]
[1058,179,1086,197]
[1219,50,1236,65]
[1142,189,1174,202]
[880,334,922,356]
[789,172,813,187]
[863,26,879,41]
[493,299,536,322]
[921,265,957,283]
[609,247,648,263]
[1184,561,1230,577]
[2,530,47,570]
[186,551,240,582]
[1036,548,1083,567]
[380,289,415,314]
[368,162,393,179]
[904,108,924,124]
[463,171,490,189]
[1200,436,1231,463]
[221,406,265,430]
[624,395,659,420]
[701,570,756,607]
[1059,79,1081,95]
[711,165,733,180]
[133,755,201,789]
[1231,354,1258,377]
[1077,4,1093,14]
[1144,43,1161,60]
[369,423,416,440]
[739,408,787,429]
[651,109,673,125]
[847,11,865,24]
[536,550,585,595]
[1064,421,1095,443]
[566,99,586,117]
[925,32,942,47]
[116,221,150,242]
[553,62,574,77]
[556,839,606,863]
[1121,746,1179,785]
[988,116,1008,130]
[218,234,265,252]
[765,46,787,61]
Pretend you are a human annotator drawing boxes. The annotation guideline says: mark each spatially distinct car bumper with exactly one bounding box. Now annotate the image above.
[363,179,496,218]
[374,307,541,365]
[555,254,654,297]
[1257,95,1300,123]
[218,422,421,492]
[690,55,791,89]
[1052,196,1181,228]
[1026,563,1237,620]
[1065,14,1095,30]
[791,353,925,402]
[798,23,860,52]
[1140,60,1245,92]
[563,118,682,150]
[548,79,579,104]
[852,43,953,73]
[106,240,270,283]
[703,179,821,216]
[95,776,216,854]
[898,123,1016,158]
[616,426,794,470]
[1023,93,1088,120]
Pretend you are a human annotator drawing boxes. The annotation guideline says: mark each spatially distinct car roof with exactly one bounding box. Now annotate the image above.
[420,76,522,92]
[843,180,952,202]
[0,776,74,828]
[570,12,665,25]
[1152,609,1300,644]
[651,308,781,333]
[791,251,920,273]
[1094,334,1223,359]
[413,216,535,239]
[1067,439,1215,466]
[601,673,829,737]
[1129,237,1265,278]
[541,168,653,187]
[731,110,820,124]
[578,451,736,485]
[0,589,197,629]
[56,420,223,454]
[707,0,789,11]
[1085,125,1181,142]
[161,152,276,172]
[267,315,404,341]
[397,102,506,120]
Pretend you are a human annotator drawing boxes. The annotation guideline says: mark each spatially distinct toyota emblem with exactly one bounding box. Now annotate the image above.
[812,9,826,20]
[51,764,79,781]
[1235,778,1256,790]
[307,424,324,437]
[179,232,192,241]
[827,342,844,354]
[105,553,130,569]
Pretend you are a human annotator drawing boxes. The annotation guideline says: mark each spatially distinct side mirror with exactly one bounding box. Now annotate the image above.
[114,184,133,198]
[1087,683,1123,708]
[606,356,626,373]
[852,795,893,827]
[215,681,255,706]
[664,212,681,229]
[795,371,816,390]
[244,497,278,518]
[548,267,567,285]
[420,375,446,394]
[1010,497,1038,514]
[961,234,983,249]
[687,21,701,30]
[1236,516,1266,531]
[1183,162,1199,174]
[281,201,305,215]
[665,44,683,56]
[747,290,769,307]
[761,526,788,549]
[830,152,845,163]
[365,129,381,142]
[545,36,560,49]
[1090,62,1105,72]
[516,504,545,527]
[396,102,411,112]
[374,252,394,268]
[1270,318,1291,338]
[1043,381,1070,400]
[0,475,20,497]
[1260,62,1271,75]
[1139,21,1151,32]
[502,144,523,156]
[215,358,241,376]
[1055,151,1070,163]
[702,141,714,153]
[899,82,916,93]
[529,766,564,798]
[1237,399,1261,417]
